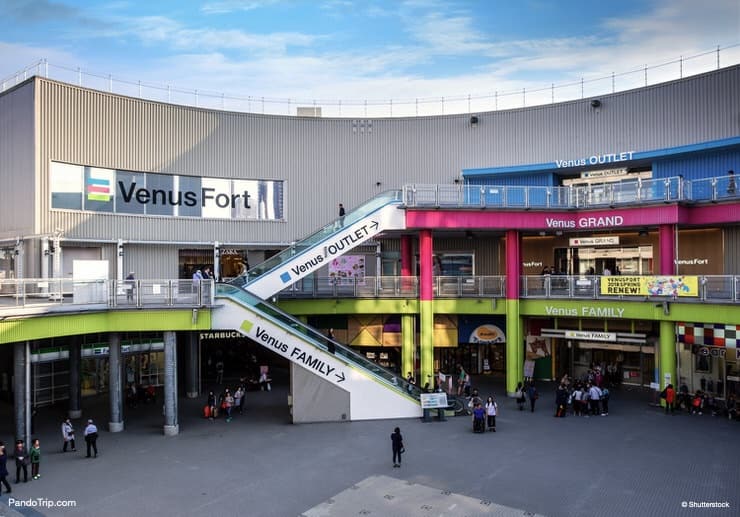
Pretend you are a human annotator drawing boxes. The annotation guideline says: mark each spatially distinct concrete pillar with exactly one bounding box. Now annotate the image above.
[186,333,199,398]
[163,331,179,436]
[419,230,434,387]
[401,314,415,383]
[13,343,27,443]
[658,225,676,275]
[108,334,124,432]
[659,320,677,394]
[505,230,522,396]
[68,342,82,419]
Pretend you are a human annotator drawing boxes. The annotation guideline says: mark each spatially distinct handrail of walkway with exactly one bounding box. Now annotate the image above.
[403,175,739,209]
[0,278,214,311]
[278,275,739,303]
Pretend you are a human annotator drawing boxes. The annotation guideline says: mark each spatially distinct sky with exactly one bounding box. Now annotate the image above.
[0,0,738,115]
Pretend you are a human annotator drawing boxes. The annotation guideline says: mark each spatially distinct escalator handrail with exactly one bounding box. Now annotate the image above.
[228,190,403,288]
[216,283,422,400]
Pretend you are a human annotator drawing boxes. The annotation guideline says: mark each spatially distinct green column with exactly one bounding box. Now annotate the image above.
[506,299,521,396]
[659,319,677,393]
[401,314,415,381]
[420,301,434,389]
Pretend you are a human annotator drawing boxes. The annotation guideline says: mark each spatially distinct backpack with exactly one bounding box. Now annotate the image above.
[601,388,610,400]
[660,388,667,399]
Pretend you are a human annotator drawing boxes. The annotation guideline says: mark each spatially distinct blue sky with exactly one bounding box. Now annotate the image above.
[0,0,738,112]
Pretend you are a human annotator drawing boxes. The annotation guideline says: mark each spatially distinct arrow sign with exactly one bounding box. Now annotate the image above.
[369,220,379,230]
[335,371,346,383]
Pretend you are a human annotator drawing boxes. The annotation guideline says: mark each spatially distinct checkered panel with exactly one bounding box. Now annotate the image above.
[677,322,738,348]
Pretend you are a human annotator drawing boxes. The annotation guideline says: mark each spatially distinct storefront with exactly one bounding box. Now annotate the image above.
[677,322,739,399]
[542,327,655,387]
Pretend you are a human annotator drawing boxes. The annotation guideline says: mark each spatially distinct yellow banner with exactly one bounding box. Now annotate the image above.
[599,276,698,297]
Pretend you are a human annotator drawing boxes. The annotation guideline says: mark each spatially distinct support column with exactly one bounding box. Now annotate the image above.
[68,342,82,419]
[505,230,522,396]
[659,320,677,395]
[186,333,199,398]
[401,314,415,383]
[163,331,179,436]
[13,343,27,443]
[658,224,676,275]
[418,230,434,388]
[108,334,124,432]
[400,235,413,277]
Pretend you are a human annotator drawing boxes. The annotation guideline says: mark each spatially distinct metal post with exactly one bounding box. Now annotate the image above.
[25,342,31,447]
[68,342,82,419]
[644,64,648,86]
[522,87,526,107]
[163,331,179,436]
[551,83,554,104]
[717,45,720,69]
[612,72,615,93]
[108,334,123,432]
[186,333,199,398]
[14,343,27,443]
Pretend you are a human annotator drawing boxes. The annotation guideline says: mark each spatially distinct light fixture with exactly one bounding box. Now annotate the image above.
[538,231,546,236]
[454,178,461,184]
[590,99,601,108]
[638,228,649,237]
[470,115,479,126]
[465,230,474,240]
[555,230,563,236]
[375,181,382,187]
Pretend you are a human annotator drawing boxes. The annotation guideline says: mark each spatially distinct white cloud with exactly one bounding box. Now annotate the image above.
[201,0,282,15]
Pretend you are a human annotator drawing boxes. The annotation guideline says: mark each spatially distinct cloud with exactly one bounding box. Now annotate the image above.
[201,0,282,15]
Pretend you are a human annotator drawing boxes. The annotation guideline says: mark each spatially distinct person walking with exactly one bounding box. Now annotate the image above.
[61,418,76,452]
[207,391,217,421]
[527,381,539,413]
[485,396,498,432]
[125,271,136,303]
[84,419,98,458]
[0,442,11,496]
[515,381,526,411]
[391,427,404,468]
[224,389,235,423]
[728,170,736,195]
[13,440,29,483]
[30,439,41,480]
[338,203,346,228]
[664,384,676,414]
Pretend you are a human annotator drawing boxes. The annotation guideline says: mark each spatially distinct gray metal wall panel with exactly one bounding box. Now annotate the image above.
[725,227,740,275]
[123,244,180,279]
[0,81,35,239]
[31,65,740,249]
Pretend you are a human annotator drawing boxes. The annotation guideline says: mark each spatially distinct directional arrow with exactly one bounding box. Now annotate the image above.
[369,220,379,230]
[335,371,346,383]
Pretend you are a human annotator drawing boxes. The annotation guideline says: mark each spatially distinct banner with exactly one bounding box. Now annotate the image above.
[600,276,698,297]
[328,255,366,285]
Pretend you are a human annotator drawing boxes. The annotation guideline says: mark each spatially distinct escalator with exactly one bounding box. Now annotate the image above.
[232,191,406,299]
[212,284,422,420]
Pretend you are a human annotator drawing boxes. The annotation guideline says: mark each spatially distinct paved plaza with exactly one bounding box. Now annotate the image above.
[0,376,737,517]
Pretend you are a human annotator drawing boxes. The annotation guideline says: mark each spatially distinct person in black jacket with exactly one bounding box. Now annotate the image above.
[0,441,11,495]
[13,439,29,483]
[391,427,404,468]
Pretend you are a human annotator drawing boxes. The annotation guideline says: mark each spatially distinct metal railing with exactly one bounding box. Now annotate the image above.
[521,275,740,302]
[278,275,506,299]
[404,175,740,209]
[279,275,739,303]
[0,279,214,310]
[2,45,738,118]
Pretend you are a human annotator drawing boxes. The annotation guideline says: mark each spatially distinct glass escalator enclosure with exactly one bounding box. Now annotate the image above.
[215,283,421,399]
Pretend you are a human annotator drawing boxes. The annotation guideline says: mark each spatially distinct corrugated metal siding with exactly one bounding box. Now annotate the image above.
[0,81,35,239]
[32,65,740,247]
[124,244,181,279]
[653,149,740,180]
[472,173,554,187]
[725,227,740,275]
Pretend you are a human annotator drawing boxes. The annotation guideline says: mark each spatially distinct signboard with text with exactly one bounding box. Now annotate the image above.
[600,276,698,297]
[420,392,449,409]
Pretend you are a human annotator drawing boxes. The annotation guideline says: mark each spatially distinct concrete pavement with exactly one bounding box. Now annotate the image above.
[0,375,737,517]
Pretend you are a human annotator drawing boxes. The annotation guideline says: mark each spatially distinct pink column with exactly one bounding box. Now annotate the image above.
[419,230,433,301]
[505,230,520,299]
[400,235,413,277]
[658,225,676,275]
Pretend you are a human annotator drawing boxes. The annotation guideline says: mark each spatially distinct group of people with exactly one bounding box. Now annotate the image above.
[0,438,41,495]
[205,386,245,423]
[62,418,99,458]
[555,378,610,417]
[661,384,738,419]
